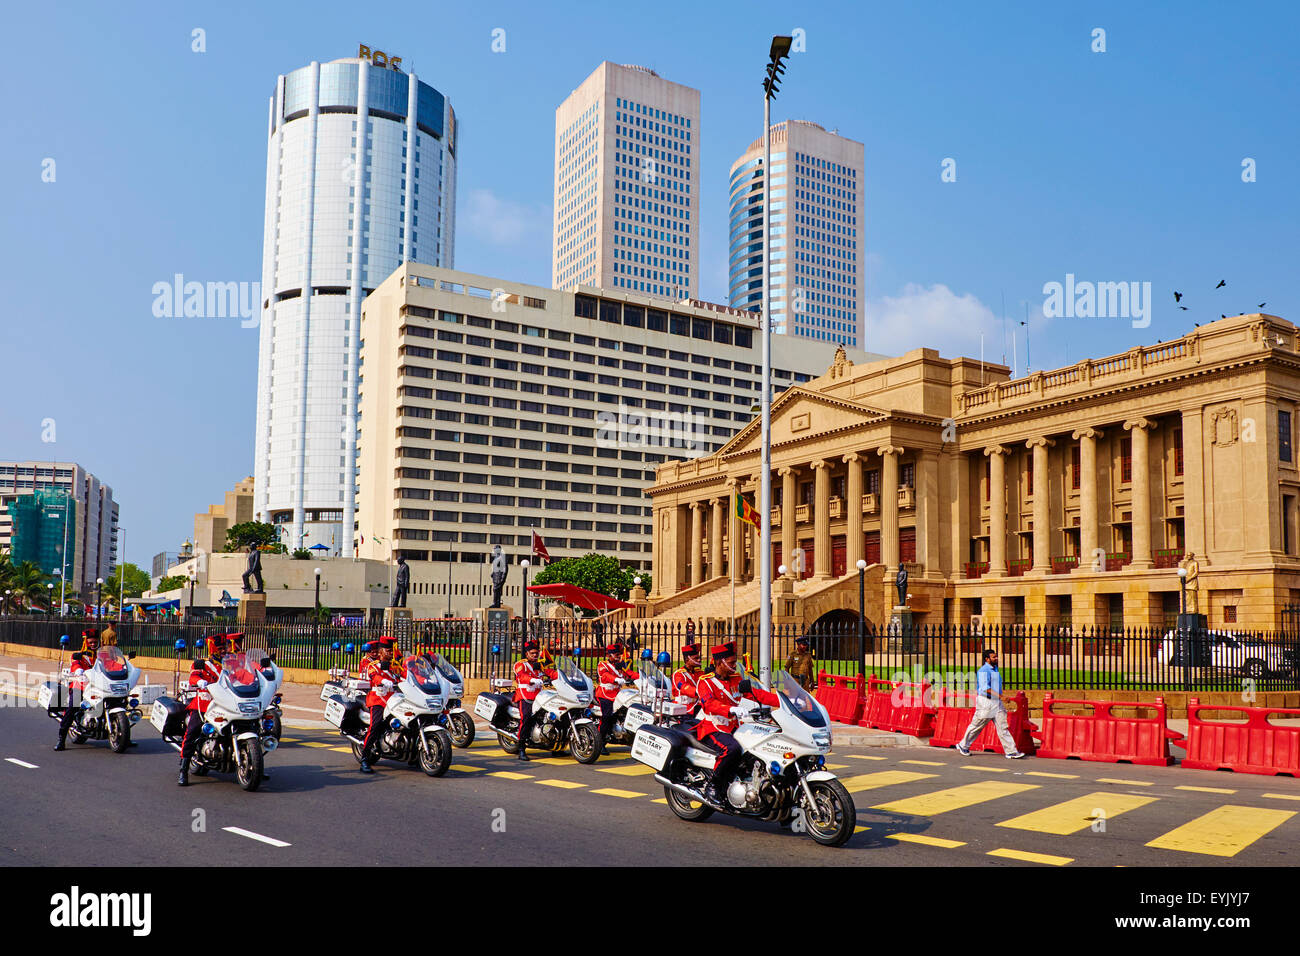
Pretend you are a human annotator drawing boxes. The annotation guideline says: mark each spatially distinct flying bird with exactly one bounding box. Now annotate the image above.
[1173,291,1183,302]
[1259,302,1267,308]
[1215,280,1226,289]
[1178,306,1188,311]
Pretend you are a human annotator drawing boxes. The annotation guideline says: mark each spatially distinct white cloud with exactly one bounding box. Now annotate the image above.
[462,188,550,247]
[863,283,1004,362]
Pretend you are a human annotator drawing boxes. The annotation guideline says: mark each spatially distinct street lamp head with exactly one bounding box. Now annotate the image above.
[314,567,322,576]
[521,559,530,569]
[856,559,867,571]
[1177,567,1188,578]
[634,576,642,585]
[769,35,793,59]
[96,578,103,586]
[778,564,788,576]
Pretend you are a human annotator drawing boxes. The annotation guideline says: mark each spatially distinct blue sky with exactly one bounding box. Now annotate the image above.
[2,0,1296,568]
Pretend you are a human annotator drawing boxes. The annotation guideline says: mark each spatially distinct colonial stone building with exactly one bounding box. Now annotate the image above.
[644,314,1300,633]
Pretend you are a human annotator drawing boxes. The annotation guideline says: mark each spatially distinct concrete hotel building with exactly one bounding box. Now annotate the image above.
[554,62,700,301]
[645,314,1300,632]
[728,120,865,348]
[253,51,458,555]
[353,263,883,616]
[0,461,118,593]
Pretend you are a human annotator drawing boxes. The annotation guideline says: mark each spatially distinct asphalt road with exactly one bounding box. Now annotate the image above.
[3,693,1299,867]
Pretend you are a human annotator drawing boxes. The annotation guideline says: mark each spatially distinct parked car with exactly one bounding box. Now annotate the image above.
[1157,630,1287,679]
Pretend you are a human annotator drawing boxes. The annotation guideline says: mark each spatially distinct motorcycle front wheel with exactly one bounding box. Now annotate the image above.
[801,778,855,847]
[236,738,263,792]
[449,711,475,748]
[570,722,601,764]
[109,711,130,753]
[419,730,452,777]
[665,784,714,822]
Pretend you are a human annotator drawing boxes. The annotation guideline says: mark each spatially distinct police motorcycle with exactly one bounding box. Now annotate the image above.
[475,647,601,763]
[425,650,475,747]
[151,646,284,792]
[629,666,856,847]
[321,652,454,777]
[39,637,144,753]
[606,650,696,745]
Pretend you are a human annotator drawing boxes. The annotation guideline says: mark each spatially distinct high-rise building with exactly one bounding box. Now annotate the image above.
[0,461,117,593]
[554,62,700,301]
[253,49,458,554]
[352,262,885,614]
[728,120,864,347]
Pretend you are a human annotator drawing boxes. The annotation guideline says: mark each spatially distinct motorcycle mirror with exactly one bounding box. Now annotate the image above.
[192,658,204,668]
[260,657,272,668]
[128,653,137,660]
[738,679,752,694]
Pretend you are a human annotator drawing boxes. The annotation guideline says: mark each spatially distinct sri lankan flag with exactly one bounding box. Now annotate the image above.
[735,494,760,529]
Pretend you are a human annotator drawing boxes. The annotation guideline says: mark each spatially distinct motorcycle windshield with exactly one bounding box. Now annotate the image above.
[220,652,262,696]
[637,662,670,691]
[403,655,442,694]
[778,671,827,728]
[554,657,590,693]
[425,652,462,685]
[95,646,129,679]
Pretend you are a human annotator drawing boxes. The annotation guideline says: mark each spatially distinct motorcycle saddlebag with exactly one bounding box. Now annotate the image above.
[324,694,364,733]
[623,702,654,736]
[38,680,78,712]
[474,691,512,722]
[150,696,187,737]
[630,724,693,772]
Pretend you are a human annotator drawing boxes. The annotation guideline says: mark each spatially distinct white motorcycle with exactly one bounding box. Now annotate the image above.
[424,651,476,747]
[40,645,144,753]
[474,655,602,763]
[151,650,284,791]
[611,655,696,743]
[630,668,856,847]
[322,654,453,776]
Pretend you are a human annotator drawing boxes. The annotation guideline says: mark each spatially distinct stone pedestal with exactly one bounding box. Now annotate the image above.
[772,577,799,627]
[472,606,513,677]
[383,607,413,640]
[887,606,915,652]
[1173,613,1209,666]
[237,593,266,625]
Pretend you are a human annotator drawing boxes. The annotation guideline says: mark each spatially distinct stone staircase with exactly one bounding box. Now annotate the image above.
[649,573,864,626]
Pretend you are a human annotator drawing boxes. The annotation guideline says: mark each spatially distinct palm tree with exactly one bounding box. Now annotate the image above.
[0,552,13,612]
[8,561,50,613]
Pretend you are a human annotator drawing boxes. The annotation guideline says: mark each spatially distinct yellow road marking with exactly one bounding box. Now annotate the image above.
[825,763,848,770]
[329,747,353,753]
[900,760,947,767]
[278,737,301,743]
[996,792,1157,835]
[988,848,1072,866]
[489,771,533,780]
[874,781,1039,816]
[590,788,645,798]
[596,764,657,776]
[1025,771,1079,779]
[536,779,586,789]
[522,757,573,767]
[474,749,510,758]
[298,741,333,748]
[1263,793,1300,802]
[1097,777,1154,787]
[1175,786,1237,795]
[1146,805,1296,857]
[842,771,937,794]
[887,833,966,848]
[844,754,888,761]
[853,825,871,833]
[960,764,1011,773]
[449,764,484,773]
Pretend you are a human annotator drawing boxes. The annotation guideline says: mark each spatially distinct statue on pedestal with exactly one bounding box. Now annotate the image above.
[242,546,264,594]
[489,545,507,608]
[895,565,908,607]
[391,555,409,608]
[1179,551,1200,615]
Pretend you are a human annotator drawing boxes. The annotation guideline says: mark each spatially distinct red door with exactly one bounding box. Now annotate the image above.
[832,536,846,577]
[773,542,782,573]
[864,530,881,565]
[800,539,814,579]
[900,528,916,564]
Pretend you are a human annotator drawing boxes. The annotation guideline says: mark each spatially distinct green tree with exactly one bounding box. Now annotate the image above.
[224,521,281,552]
[529,553,650,602]
[6,560,50,611]
[103,563,150,600]
[156,574,188,594]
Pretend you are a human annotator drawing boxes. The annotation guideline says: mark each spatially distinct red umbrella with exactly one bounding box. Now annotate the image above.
[526,582,633,612]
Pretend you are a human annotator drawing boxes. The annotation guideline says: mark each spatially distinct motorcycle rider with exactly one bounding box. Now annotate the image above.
[358,639,402,774]
[596,642,638,755]
[53,631,99,751]
[513,638,557,762]
[178,634,228,786]
[671,642,704,706]
[694,641,780,807]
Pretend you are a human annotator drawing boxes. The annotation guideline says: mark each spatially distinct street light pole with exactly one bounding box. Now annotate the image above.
[758,35,793,690]
[96,577,103,626]
[314,566,322,669]
[521,559,531,641]
[856,558,867,674]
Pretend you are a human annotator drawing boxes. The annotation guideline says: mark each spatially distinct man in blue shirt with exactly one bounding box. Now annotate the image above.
[956,649,1025,758]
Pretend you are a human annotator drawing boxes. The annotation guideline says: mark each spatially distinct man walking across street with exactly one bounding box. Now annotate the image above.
[956,649,1025,759]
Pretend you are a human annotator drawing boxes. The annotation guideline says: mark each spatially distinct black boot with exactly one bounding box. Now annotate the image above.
[177,758,190,787]
[359,753,375,774]
[53,738,66,752]
[517,740,531,762]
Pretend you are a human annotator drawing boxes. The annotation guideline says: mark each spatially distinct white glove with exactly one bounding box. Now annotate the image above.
[730,705,746,718]
[196,680,209,690]
[380,680,394,692]
[530,678,544,688]
[619,678,632,686]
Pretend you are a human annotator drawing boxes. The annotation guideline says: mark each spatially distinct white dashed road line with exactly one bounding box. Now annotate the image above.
[5,758,39,769]
[222,826,291,848]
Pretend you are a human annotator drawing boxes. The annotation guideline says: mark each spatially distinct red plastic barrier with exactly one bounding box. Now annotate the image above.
[1181,698,1300,776]
[859,677,933,737]
[814,671,864,725]
[1036,694,1183,766]
[929,689,1036,754]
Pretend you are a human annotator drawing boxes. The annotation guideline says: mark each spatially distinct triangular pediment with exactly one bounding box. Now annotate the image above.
[717,386,891,457]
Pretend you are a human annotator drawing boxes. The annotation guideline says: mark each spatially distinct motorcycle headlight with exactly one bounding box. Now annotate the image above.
[238,702,260,715]
[812,730,831,747]
[110,682,128,695]
[577,694,591,704]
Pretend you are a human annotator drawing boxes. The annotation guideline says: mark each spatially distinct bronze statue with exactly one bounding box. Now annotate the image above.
[895,565,908,607]
[489,545,508,608]
[391,555,409,608]
[242,546,264,594]
[1179,551,1200,615]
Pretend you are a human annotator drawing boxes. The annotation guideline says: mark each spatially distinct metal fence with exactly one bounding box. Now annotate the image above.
[2,616,1297,692]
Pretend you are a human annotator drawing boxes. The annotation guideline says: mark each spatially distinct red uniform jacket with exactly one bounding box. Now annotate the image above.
[187,658,223,714]
[671,667,702,703]
[68,655,93,692]
[695,673,779,738]
[362,657,401,709]
[596,660,637,702]
[514,658,557,702]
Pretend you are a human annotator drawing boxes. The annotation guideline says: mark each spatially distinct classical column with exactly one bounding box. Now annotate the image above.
[709,496,724,579]
[1072,427,1104,572]
[878,446,903,571]
[811,459,832,578]
[689,502,704,587]
[984,445,1008,577]
[727,479,744,584]
[1180,409,1206,559]
[1027,437,1054,573]
[916,449,941,578]
[780,466,796,578]
[1125,419,1154,569]
[844,452,864,567]
[949,449,971,578]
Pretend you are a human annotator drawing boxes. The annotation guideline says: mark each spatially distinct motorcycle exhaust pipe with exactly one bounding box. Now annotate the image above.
[654,774,721,808]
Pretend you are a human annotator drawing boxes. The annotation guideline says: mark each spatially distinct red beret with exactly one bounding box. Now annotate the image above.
[710,642,736,660]
[681,643,700,657]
